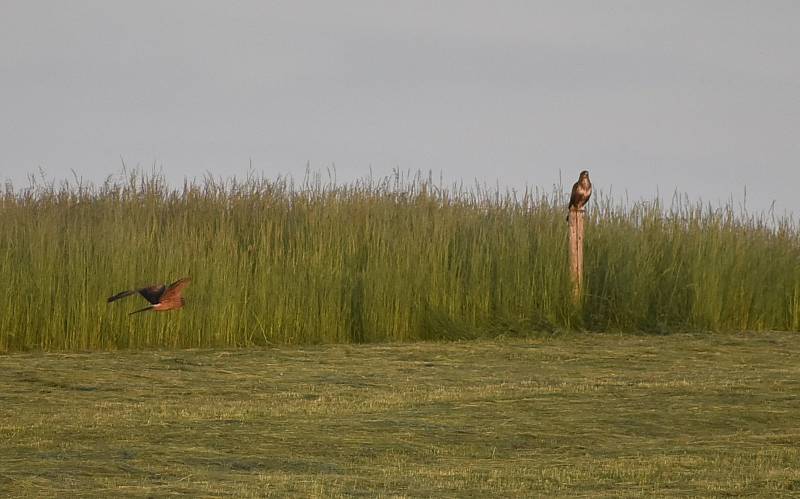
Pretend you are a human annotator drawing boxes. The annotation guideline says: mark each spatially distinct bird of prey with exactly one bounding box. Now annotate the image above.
[567,170,592,221]
[107,277,192,315]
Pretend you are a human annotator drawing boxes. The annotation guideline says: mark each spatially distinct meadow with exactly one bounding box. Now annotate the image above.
[1,169,799,351]
[2,333,799,496]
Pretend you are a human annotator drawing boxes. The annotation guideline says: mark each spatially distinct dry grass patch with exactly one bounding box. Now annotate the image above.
[2,332,800,496]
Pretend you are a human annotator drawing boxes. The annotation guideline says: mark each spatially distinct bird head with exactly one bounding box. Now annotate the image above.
[579,170,589,178]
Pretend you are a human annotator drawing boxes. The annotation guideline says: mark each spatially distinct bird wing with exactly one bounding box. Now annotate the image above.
[158,277,191,307]
[129,305,154,315]
[568,181,581,209]
[138,285,166,305]
[107,289,136,303]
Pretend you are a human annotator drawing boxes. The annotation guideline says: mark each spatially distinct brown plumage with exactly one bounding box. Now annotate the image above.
[107,277,192,315]
[567,170,592,221]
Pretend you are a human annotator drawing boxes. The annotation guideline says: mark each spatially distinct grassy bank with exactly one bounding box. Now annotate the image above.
[2,333,800,496]
[1,170,799,350]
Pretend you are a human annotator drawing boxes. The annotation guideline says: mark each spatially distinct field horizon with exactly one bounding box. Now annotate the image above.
[1,168,799,351]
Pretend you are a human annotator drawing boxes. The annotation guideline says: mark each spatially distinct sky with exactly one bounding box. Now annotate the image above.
[2,1,798,215]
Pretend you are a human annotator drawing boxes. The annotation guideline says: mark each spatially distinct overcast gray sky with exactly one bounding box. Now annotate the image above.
[2,1,798,215]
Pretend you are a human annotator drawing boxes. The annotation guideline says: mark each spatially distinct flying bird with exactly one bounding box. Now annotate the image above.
[567,170,592,221]
[107,277,192,315]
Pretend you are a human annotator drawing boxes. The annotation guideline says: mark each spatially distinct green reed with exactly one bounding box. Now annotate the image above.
[1,169,798,351]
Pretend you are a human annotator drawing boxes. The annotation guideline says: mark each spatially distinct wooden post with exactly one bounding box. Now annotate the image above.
[568,208,585,302]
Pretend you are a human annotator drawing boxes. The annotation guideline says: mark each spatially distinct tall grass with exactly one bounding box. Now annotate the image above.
[1,169,798,351]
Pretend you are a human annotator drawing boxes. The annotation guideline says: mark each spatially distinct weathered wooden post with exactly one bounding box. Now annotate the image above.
[568,208,585,302]
[567,170,592,303]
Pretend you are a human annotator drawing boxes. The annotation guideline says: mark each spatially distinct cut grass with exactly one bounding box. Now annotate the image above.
[2,332,799,496]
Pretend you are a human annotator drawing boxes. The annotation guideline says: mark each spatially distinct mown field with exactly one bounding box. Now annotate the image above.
[1,170,799,351]
[2,332,799,497]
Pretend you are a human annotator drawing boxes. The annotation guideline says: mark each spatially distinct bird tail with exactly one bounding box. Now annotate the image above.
[129,305,154,315]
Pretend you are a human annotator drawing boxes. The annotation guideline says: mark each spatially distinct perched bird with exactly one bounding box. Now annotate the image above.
[567,170,592,221]
[107,277,192,315]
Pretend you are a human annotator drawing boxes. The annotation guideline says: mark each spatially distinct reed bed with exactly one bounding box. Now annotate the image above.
[1,169,798,351]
